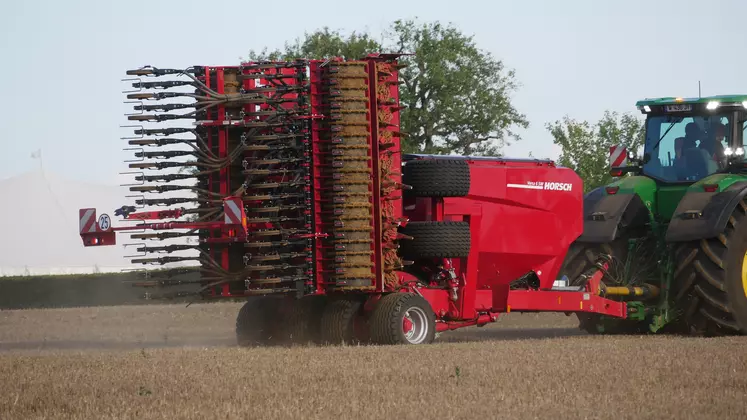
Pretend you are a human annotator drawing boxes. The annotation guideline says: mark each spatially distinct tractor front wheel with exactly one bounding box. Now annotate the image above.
[672,201,747,335]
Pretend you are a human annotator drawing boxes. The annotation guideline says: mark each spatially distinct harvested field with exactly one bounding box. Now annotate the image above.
[1,303,746,419]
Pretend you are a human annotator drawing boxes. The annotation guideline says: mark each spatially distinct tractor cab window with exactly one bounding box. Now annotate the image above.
[643,114,732,182]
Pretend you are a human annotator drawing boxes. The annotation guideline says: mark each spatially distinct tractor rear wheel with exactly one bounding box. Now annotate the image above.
[368,293,436,345]
[319,297,364,345]
[559,237,654,334]
[236,296,282,346]
[672,202,747,335]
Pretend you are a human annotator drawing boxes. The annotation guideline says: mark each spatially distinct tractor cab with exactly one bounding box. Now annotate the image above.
[635,95,747,183]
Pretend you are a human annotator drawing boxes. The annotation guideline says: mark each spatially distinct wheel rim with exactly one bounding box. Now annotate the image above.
[742,251,747,299]
[402,306,429,344]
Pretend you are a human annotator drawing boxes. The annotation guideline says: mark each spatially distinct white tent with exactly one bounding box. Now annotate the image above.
[0,168,195,276]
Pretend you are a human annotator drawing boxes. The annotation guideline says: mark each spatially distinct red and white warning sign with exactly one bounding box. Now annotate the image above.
[79,208,97,233]
[609,145,628,168]
[223,197,245,226]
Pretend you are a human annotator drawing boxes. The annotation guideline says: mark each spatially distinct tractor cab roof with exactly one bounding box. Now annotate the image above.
[636,94,747,114]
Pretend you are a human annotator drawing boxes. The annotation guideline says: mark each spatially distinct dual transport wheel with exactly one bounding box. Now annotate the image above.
[235,292,437,346]
[399,158,471,259]
[235,294,336,346]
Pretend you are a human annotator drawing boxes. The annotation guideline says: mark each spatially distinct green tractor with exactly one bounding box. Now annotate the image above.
[560,94,747,335]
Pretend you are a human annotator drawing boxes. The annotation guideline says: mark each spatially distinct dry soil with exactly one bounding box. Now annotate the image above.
[1,302,746,420]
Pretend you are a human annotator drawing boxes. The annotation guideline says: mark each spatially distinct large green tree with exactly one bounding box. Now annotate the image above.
[546,111,645,192]
[247,27,381,62]
[246,19,528,156]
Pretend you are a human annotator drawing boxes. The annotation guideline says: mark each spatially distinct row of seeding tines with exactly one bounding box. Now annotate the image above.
[120,55,406,300]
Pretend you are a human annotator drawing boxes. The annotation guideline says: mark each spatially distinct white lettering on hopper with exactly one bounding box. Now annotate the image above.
[507,182,573,192]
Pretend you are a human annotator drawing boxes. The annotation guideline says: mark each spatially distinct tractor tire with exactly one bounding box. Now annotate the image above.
[558,238,653,335]
[398,221,471,259]
[319,297,364,345]
[368,293,436,345]
[403,159,470,197]
[279,295,328,345]
[672,201,747,335]
[235,296,282,346]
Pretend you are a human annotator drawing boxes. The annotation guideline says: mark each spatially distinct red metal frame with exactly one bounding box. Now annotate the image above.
[80,197,247,246]
[351,55,406,292]
[309,60,328,294]
[366,60,385,292]
[216,68,230,296]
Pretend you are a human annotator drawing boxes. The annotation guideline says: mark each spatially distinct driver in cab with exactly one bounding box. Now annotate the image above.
[700,123,727,169]
[675,123,723,179]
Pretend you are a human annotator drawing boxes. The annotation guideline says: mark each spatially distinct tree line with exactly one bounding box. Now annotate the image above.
[247,19,645,192]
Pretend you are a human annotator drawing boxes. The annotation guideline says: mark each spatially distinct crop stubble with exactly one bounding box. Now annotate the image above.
[1,303,746,419]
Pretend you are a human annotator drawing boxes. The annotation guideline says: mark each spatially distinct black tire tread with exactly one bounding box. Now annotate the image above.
[369,293,407,345]
[368,293,436,345]
[281,296,327,345]
[399,221,470,259]
[320,298,363,345]
[235,296,280,346]
[672,201,747,335]
[403,159,470,197]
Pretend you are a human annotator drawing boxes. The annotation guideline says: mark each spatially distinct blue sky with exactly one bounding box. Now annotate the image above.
[1,0,746,184]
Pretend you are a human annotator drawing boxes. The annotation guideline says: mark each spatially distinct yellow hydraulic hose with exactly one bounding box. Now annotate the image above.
[603,284,660,299]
